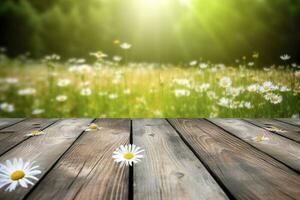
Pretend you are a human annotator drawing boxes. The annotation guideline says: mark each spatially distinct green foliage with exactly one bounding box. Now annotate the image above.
[0,0,300,62]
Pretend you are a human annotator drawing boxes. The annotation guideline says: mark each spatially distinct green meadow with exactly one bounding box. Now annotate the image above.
[0,52,299,118]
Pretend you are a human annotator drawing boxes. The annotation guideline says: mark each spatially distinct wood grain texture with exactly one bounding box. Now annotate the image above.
[169,119,300,200]
[27,119,130,200]
[244,118,300,142]
[277,118,300,127]
[0,118,24,130]
[0,118,93,200]
[209,119,300,172]
[133,119,228,200]
[0,118,59,156]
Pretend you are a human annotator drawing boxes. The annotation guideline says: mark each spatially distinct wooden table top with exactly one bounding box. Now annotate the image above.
[0,118,299,200]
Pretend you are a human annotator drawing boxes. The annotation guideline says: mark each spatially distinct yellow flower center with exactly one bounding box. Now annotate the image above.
[255,135,264,142]
[10,170,25,181]
[31,130,39,135]
[89,124,98,129]
[123,152,134,160]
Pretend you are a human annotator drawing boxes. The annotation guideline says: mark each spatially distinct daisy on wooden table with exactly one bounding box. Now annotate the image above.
[252,134,270,142]
[84,123,102,132]
[24,130,45,137]
[112,144,144,166]
[0,158,41,192]
[265,126,286,133]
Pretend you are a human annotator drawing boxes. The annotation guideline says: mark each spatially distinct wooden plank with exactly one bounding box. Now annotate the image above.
[277,118,300,127]
[0,118,24,130]
[169,119,300,200]
[27,119,130,200]
[0,118,93,200]
[133,119,228,200]
[244,118,300,142]
[0,118,59,156]
[209,119,300,172]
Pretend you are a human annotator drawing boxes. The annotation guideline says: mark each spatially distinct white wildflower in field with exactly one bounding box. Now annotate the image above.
[89,51,108,60]
[292,114,299,118]
[218,97,231,107]
[113,56,122,62]
[0,102,14,112]
[57,79,71,87]
[247,84,259,92]
[0,158,41,192]
[269,94,283,104]
[174,89,190,97]
[259,81,275,93]
[195,83,210,92]
[56,95,68,102]
[189,60,197,66]
[279,86,290,92]
[248,62,254,66]
[32,109,44,115]
[5,77,18,85]
[80,88,92,96]
[68,64,92,74]
[199,63,208,69]
[123,89,131,94]
[280,54,291,61]
[44,54,60,61]
[112,144,144,166]
[120,43,131,50]
[207,91,218,100]
[17,88,36,96]
[226,87,243,97]
[173,79,190,87]
[108,93,118,99]
[240,101,252,109]
[219,76,232,88]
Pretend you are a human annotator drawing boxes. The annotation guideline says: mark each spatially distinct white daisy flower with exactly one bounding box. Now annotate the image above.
[84,123,101,131]
[280,54,291,61]
[120,43,131,50]
[219,76,232,88]
[24,130,46,137]
[57,79,71,87]
[80,88,92,96]
[252,135,269,142]
[0,158,41,192]
[32,109,44,115]
[0,103,15,113]
[56,95,68,102]
[174,89,190,97]
[199,63,208,69]
[5,77,19,85]
[17,88,36,96]
[113,56,122,62]
[189,60,197,66]
[112,144,144,166]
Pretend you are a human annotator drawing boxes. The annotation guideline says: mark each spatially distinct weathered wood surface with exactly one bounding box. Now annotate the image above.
[0,118,24,130]
[208,119,300,172]
[244,118,300,142]
[132,119,228,200]
[0,118,59,156]
[27,119,130,200]
[277,118,300,127]
[0,119,93,200]
[169,119,300,200]
[0,118,299,200]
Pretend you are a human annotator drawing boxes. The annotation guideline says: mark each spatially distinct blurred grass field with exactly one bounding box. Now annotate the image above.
[0,52,299,118]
